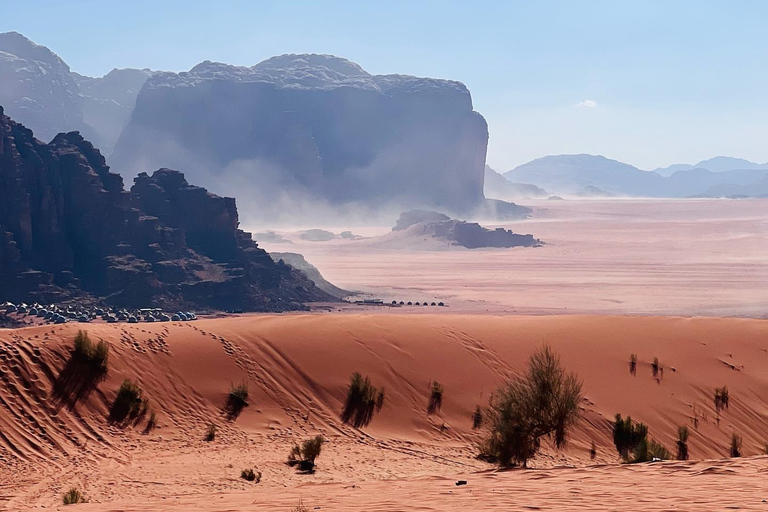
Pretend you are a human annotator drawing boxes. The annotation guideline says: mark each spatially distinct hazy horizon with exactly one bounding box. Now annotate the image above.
[3,0,767,172]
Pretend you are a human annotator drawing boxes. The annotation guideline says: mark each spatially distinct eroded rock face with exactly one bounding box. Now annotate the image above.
[111,54,489,219]
[0,32,153,155]
[0,106,332,310]
[0,32,90,144]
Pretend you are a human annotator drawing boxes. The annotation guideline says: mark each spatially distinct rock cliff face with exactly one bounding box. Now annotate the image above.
[0,32,152,154]
[0,32,91,144]
[0,106,332,310]
[74,68,154,155]
[111,54,489,218]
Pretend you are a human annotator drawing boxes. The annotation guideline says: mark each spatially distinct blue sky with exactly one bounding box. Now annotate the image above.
[2,0,767,170]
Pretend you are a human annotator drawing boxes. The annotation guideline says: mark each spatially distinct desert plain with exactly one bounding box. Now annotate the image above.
[2,198,768,511]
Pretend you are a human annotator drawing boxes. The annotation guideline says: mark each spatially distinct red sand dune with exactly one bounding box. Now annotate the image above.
[2,314,768,510]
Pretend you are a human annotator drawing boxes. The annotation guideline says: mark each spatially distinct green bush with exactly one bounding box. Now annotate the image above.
[472,405,483,429]
[676,426,689,460]
[715,386,730,413]
[629,354,637,376]
[225,382,249,419]
[730,433,742,458]
[73,330,109,373]
[62,487,87,505]
[632,438,671,463]
[651,357,660,378]
[109,379,147,424]
[613,415,648,460]
[341,373,383,427]
[480,345,583,467]
[205,423,217,442]
[427,381,444,415]
[240,468,261,482]
[288,435,325,472]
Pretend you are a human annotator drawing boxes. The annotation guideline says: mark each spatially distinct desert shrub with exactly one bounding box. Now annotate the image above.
[632,438,671,463]
[341,373,382,427]
[472,405,483,429]
[676,425,689,460]
[481,345,583,467]
[144,411,157,434]
[240,468,261,482]
[73,330,109,373]
[589,440,597,460]
[225,382,249,420]
[109,379,147,424]
[292,498,309,512]
[629,354,637,376]
[427,381,444,415]
[62,487,87,505]
[288,435,325,472]
[651,357,660,378]
[730,433,742,458]
[613,415,648,460]
[715,386,730,413]
[205,423,217,441]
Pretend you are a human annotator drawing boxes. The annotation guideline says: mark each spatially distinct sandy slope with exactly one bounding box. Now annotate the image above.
[2,314,768,510]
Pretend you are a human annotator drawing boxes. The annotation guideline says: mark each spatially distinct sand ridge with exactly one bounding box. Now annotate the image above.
[2,314,768,510]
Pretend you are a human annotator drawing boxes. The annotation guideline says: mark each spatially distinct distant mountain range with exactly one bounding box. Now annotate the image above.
[498,154,768,198]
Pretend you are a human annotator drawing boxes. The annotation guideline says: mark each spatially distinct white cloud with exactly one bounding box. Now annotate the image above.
[575,99,598,108]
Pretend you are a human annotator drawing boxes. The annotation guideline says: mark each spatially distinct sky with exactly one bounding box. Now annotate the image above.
[2,0,767,171]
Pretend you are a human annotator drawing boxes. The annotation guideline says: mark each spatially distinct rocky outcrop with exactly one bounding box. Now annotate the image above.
[0,32,92,144]
[0,106,333,310]
[392,210,540,249]
[0,32,152,155]
[269,252,349,299]
[484,165,548,200]
[74,68,154,155]
[111,54,489,219]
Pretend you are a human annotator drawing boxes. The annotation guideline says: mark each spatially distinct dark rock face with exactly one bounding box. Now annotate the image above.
[111,54,489,219]
[392,210,540,249]
[0,106,332,310]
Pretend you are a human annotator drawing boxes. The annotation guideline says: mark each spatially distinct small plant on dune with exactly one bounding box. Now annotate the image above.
[288,435,325,472]
[629,354,637,376]
[205,423,217,442]
[651,357,660,378]
[240,468,262,482]
[225,382,249,420]
[730,433,742,458]
[632,438,671,463]
[108,379,148,425]
[291,498,309,512]
[613,415,648,461]
[714,386,730,413]
[143,410,157,434]
[62,487,87,505]
[764,443,768,455]
[73,330,109,373]
[676,425,689,460]
[427,381,444,415]
[480,345,583,467]
[341,373,383,428]
[590,440,597,460]
[472,405,483,429]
